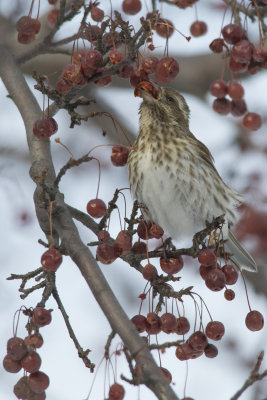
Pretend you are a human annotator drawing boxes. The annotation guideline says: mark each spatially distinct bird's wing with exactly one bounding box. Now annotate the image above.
[226,230,257,272]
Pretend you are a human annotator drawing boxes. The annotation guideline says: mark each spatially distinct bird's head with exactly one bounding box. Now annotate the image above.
[134,81,190,128]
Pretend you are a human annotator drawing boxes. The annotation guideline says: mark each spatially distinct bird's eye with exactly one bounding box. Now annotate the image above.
[167,96,175,103]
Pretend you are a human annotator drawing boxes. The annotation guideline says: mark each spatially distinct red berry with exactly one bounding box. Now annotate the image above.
[111,146,129,166]
[199,264,215,280]
[21,351,41,373]
[176,316,190,335]
[209,80,228,98]
[28,371,50,393]
[142,263,157,280]
[155,18,174,38]
[145,312,162,334]
[150,224,164,239]
[55,78,72,95]
[41,248,62,271]
[160,256,183,274]
[252,46,267,62]
[173,0,198,8]
[33,117,58,139]
[228,81,244,99]
[16,16,40,35]
[160,367,172,383]
[205,321,225,341]
[47,9,59,28]
[137,221,152,240]
[82,49,103,70]
[91,7,104,22]
[96,243,117,264]
[209,38,224,53]
[242,112,262,131]
[109,49,124,64]
[13,376,32,399]
[3,355,22,373]
[142,57,159,73]
[24,333,43,349]
[221,264,238,285]
[188,331,208,351]
[222,24,244,44]
[213,98,231,115]
[118,64,135,79]
[129,69,149,87]
[62,63,86,85]
[224,288,235,301]
[82,24,101,42]
[175,343,193,361]
[198,249,216,266]
[94,75,112,87]
[131,315,146,333]
[204,343,218,358]
[205,269,226,291]
[109,382,125,400]
[114,230,132,255]
[17,31,35,44]
[32,308,52,327]
[190,21,207,37]
[7,337,28,361]
[98,230,110,243]
[160,313,177,333]
[155,57,179,82]
[232,40,253,64]
[231,99,247,117]
[245,310,264,331]
[229,57,248,73]
[132,241,147,254]
[122,0,141,15]
[86,199,106,218]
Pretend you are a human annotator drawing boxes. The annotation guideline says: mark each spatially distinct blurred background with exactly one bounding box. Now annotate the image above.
[0,1,267,399]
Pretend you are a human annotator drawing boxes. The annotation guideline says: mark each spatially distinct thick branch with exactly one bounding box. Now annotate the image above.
[0,45,179,400]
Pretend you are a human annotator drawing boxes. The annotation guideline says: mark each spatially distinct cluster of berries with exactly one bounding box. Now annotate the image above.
[3,307,52,400]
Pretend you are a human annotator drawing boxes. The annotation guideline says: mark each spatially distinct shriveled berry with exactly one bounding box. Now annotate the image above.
[111,146,129,166]
[245,310,264,331]
[32,308,52,327]
[209,80,228,98]
[94,75,112,87]
[199,264,215,280]
[205,269,226,291]
[137,221,152,240]
[160,313,177,333]
[204,343,218,358]
[198,249,216,266]
[160,256,183,274]
[28,371,50,393]
[109,49,124,64]
[115,230,132,255]
[252,46,267,62]
[108,382,125,399]
[145,313,162,334]
[176,316,190,335]
[118,64,135,79]
[190,21,207,37]
[131,315,146,333]
[213,98,231,115]
[142,263,157,280]
[142,56,159,73]
[47,9,59,28]
[33,117,58,139]
[129,69,149,87]
[96,243,117,264]
[87,199,106,218]
[132,241,146,254]
[7,337,28,361]
[55,78,72,95]
[13,376,32,399]
[242,112,262,131]
[155,57,179,82]
[21,351,41,373]
[232,40,253,64]
[160,367,172,383]
[3,355,22,373]
[209,38,224,53]
[222,264,238,285]
[224,288,235,301]
[150,224,164,239]
[122,0,141,14]
[188,331,208,351]
[229,57,248,73]
[41,248,62,272]
[98,230,110,243]
[205,321,225,341]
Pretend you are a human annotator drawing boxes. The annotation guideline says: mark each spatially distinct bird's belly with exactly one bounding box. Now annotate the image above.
[131,154,226,241]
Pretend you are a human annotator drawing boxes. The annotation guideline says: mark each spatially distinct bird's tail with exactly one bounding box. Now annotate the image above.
[225,230,257,272]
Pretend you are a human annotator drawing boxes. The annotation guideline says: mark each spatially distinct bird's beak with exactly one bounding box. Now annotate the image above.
[134,81,161,100]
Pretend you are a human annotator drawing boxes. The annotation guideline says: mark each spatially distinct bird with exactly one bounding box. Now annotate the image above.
[127,81,257,272]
